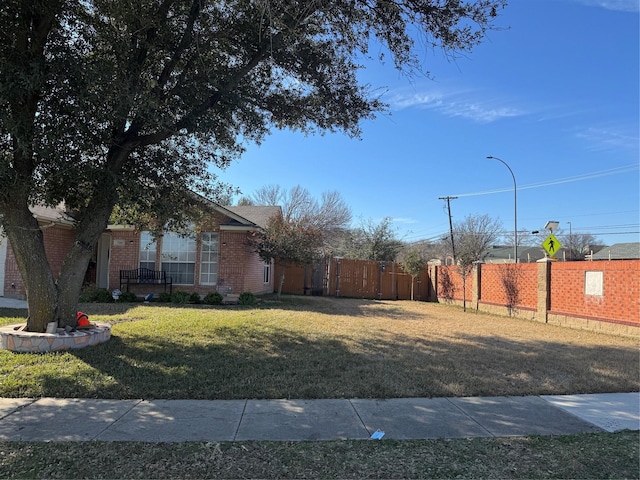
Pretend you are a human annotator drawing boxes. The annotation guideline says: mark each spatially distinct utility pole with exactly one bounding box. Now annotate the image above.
[439,196,458,264]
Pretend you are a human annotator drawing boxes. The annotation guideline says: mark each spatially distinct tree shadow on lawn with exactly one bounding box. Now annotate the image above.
[49,324,640,400]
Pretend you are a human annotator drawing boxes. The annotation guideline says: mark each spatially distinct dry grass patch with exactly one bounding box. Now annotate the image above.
[0,432,638,479]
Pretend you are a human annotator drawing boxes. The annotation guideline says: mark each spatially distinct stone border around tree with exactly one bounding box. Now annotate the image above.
[0,323,111,353]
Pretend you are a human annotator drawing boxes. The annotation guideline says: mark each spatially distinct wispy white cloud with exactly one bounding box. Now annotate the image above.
[574,125,640,153]
[386,86,528,123]
[570,0,639,12]
[392,217,419,225]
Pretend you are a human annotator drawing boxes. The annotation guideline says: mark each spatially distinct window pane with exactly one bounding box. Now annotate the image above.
[200,232,218,285]
[140,261,155,271]
[161,232,196,285]
[161,262,195,285]
[139,232,157,269]
[264,262,270,284]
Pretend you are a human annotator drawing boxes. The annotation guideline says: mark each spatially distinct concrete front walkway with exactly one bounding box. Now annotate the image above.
[0,297,27,309]
[0,393,637,442]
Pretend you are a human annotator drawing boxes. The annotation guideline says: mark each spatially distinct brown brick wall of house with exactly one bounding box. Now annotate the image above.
[3,225,75,299]
[107,221,273,297]
[2,210,273,299]
[107,230,141,292]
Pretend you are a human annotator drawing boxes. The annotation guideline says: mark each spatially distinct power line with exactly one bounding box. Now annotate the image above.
[450,164,638,198]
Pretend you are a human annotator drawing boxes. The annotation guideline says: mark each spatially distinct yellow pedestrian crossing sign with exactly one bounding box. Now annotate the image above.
[542,234,562,257]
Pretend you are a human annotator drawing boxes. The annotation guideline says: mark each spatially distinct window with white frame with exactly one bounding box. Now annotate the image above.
[263,261,271,284]
[200,232,219,285]
[139,232,156,270]
[161,232,196,285]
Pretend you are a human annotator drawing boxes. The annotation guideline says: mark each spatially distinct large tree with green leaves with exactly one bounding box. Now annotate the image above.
[0,0,506,331]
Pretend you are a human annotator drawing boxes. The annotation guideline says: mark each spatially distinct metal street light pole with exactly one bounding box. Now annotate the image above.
[487,156,517,263]
[567,221,572,260]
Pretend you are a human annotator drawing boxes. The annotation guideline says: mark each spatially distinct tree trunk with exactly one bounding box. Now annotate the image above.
[410,275,415,301]
[462,274,467,312]
[277,270,285,298]
[56,243,97,329]
[1,200,58,332]
[0,179,118,331]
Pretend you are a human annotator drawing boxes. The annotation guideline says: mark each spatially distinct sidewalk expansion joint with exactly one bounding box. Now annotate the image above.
[91,399,143,441]
[232,400,248,441]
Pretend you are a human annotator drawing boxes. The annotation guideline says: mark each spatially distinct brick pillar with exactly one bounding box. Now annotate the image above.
[428,264,438,302]
[536,258,553,322]
[472,262,481,310]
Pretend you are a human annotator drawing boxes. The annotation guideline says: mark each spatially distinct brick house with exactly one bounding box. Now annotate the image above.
[1,203,280,299]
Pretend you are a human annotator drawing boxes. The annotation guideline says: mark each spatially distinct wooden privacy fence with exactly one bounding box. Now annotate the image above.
[274,258,433,301]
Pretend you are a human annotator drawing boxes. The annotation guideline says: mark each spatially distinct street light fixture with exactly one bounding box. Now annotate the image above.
[487,156,517,263]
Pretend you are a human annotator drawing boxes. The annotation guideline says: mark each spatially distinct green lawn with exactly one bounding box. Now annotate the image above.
[0,296,638,479]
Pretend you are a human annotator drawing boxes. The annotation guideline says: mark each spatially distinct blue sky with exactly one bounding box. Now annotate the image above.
[219,0,639,247]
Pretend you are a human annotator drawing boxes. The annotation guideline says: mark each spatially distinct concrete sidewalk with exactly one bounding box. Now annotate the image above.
[0,298,27,309]
[0,393,637,442]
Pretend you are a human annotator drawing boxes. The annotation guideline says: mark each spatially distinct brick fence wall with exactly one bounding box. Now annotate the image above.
[478,263,538,310]
[548,260,639,325]
[434,259,639,337]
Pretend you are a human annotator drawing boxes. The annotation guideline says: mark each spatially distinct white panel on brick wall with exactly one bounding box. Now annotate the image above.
[584,271,604,296]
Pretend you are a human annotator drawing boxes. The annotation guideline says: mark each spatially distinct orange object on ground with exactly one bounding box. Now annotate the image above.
[76,312,90,326]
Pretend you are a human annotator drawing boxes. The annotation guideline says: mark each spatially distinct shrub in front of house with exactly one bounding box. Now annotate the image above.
[158,292,172,303]
[79,285,114,303]
[171,291,191,304]
[203,292,223,305]
[189,292,201,304]
[118,291,138,302]
[238,292,256,305]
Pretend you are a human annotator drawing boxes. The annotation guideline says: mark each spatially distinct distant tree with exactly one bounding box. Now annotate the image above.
[508,229,542,247]
[236,197,255,207]
[250,184,351,256]
[215,191,237,207]
[251,185,351,232]
[340,217,403,261]
[449,214,502,311]
[558,231,603,260]
[399,245,427,300]
[524,228,603,260]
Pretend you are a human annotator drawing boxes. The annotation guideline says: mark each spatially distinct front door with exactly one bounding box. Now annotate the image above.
[96,233,111,289]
